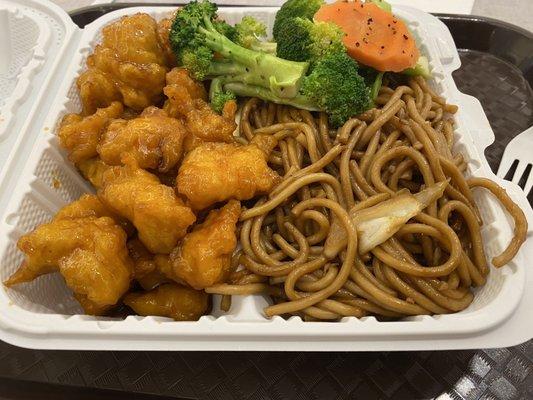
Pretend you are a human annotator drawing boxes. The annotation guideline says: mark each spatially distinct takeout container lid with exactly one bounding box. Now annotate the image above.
[96,0,476,14]
[0,0,531,351]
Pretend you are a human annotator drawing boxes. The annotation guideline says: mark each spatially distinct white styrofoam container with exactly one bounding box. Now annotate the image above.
[0,0,531,351]
[112,0,476,15]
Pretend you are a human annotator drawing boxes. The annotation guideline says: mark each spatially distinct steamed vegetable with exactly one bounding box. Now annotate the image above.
[370,0,431,78]
[272,0,372,124]
[369,0,392,12]
[275,17,345,64]
[371,72,384,101]
[170,0,371,126]
[404,55,431,78]
[217,51,371,126]
[314,0,420,72]
[272,0,324,42]
[235,16,277,54]
[210,78,237,113]
[169,0,309,98]
[301,52,371,127]
[324,181,448,257]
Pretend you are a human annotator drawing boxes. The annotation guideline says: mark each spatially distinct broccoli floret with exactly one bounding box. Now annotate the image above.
[180,47,213,80]
[211,90,236,114]
[209,77,237,113]
[302,52,371,126]
[170,1,216,54]
[216,52,372,127]
[213,19,238,42]
[235,16,277,54]
[273,0,324,41]
[170,1,309,98]
[276,18,345,64]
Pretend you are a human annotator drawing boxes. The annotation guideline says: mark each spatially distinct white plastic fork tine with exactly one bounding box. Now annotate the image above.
[497,155,516,178]
[511,161,528,185]
[524,172,533,196]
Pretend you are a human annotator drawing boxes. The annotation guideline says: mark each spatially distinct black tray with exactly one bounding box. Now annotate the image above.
[0,9,532,400]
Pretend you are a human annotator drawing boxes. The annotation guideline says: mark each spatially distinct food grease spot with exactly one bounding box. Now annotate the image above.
[52,172,62,189]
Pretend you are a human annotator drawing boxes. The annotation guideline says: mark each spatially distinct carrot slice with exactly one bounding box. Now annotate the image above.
[314,0,419,72]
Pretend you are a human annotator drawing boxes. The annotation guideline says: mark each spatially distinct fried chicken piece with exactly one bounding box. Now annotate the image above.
[58,227,132,313]
[164,68,207,104]
[78,158,112,189]
[121,107,141,120]
[55,193,115,220]
[124,283,209,321]
[4,212,133,315]
[163,68,236,151]
[156,15,177,67]
[155,168,179,187]
[176,137,280,210]
[165,84,237,150]
[75,293,114,316]
[160,200,240,290]
[97,106,187,172]
[77,70,122,116]
[58,102,123,164]
[128,238,170,291]
[77,13,169,114]
[98,159,196,254]
[4,193,133,282]
[57,193,135,236]
[250,134,279,155]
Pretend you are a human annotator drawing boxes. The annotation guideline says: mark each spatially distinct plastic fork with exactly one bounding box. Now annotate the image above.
[497,126,533,195]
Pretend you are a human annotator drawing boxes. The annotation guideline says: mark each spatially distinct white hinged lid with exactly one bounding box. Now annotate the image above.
[110,0,475,14]
[0,0,77,172]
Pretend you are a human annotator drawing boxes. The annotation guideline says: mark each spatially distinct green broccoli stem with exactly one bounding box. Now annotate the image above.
[199,17,309,99]
[209,77,236,113]
[208,61,246,76]
[222,82,320,111]
[371,72,384,101]
[249,41,277,54]
[209,78,224,101]
[209,77,225,101]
